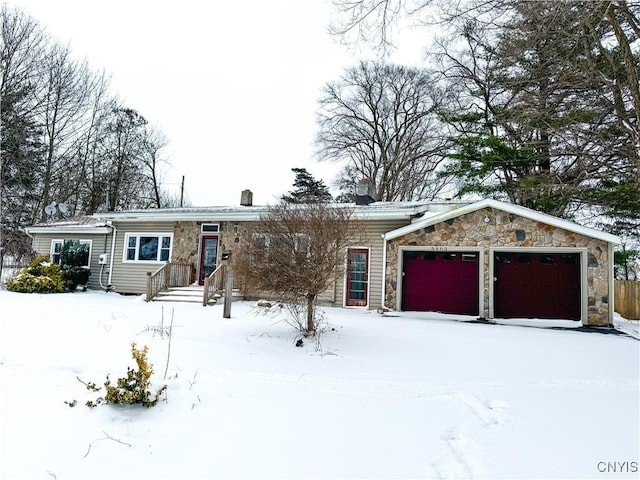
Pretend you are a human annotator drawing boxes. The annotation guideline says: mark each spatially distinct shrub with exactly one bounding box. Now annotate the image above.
[60,241,90,290]
[103,343,167,408]
[6,256,66,293]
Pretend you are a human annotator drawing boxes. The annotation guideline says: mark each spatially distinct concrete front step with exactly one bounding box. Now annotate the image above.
[152,287,242,305]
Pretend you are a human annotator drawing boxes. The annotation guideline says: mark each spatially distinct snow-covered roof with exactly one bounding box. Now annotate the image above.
[92,201,470,223]
[384,199,621,244]
[25,216,112,235]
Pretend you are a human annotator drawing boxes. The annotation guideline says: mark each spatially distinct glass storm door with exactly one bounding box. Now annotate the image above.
[199,235,218,285]
[346,248,369,307]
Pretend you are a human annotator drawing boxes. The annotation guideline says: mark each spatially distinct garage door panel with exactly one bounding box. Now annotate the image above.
[402,251,479,316]
[494,252,580,320]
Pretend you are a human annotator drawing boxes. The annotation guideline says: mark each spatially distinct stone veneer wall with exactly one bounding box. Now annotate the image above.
[171,221,254,286]
[384,207,612,326]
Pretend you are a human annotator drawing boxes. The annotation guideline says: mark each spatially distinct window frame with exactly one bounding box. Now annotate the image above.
[345,247,370,308]
[201,223,220,233]
[50,239,92,268]
[122,233,173,263]
[250,232,310,265]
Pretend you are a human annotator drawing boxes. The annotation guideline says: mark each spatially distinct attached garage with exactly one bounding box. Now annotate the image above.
[382,199,620,327]
[401,250,480,315]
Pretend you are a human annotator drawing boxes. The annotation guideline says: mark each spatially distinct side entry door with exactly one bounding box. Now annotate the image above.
[346,248,369,307]
[199,235,219,285]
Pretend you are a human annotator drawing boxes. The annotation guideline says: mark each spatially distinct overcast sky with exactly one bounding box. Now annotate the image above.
[8,0,426,206]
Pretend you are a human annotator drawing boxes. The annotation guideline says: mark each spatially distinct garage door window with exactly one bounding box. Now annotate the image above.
[539,254,555,265]
[462,253,478,262]
[496,253,511,264]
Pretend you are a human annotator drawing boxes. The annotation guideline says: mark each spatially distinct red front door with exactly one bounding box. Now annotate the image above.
[199,235,219,285]
[346,248,369,306]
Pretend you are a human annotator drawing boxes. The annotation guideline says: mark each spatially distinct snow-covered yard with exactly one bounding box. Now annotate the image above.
[1,290,638,480]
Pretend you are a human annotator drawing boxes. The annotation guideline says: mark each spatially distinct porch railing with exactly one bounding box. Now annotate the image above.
[203,263,225,306]
[146,262,192,301]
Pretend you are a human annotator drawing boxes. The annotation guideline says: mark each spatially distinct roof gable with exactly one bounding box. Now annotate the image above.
[384,199,621,245]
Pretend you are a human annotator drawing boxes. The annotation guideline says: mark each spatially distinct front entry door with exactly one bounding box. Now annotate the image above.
[346,248,369,306]
[199,235,219,285]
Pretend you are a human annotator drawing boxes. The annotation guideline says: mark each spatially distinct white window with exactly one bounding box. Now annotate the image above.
[123,233,172,263]
[51,240,63,265]
[50,239,92,267]
[201,224,219,233]
[251,233,310,264]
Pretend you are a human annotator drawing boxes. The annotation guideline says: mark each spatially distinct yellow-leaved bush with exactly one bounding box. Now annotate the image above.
[103,343,167,408]
[7,256,66,293]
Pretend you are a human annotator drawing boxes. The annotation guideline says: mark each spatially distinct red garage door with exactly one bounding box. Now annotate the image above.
[402,251,479,315]
[494,252,580,320]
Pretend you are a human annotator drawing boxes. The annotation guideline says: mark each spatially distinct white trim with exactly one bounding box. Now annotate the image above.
[201,223,220,233]
[608,243,615,326]
[122,232,173,263]
[93,202,468,223]
[488,247,588,325]
[27,226,111,235]
[197,233,219,285]
[50,239,63,264]
[384,199,621,245]
[82,240,93,269]
[381,235,388,310]
[396,246,484,315]
[343,246,371,308]
[108,224,117,287]
[50,239,93,268]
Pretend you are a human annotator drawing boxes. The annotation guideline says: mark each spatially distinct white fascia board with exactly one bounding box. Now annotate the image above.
[384,199,621,245]
[93,204,439,223]
[93,208,269,223]
[25,226,113,235]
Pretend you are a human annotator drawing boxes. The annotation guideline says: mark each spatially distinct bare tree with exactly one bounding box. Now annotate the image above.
[330,1,639,232]
[141,126,170,208]
[1,4,177,274]
[329,0,407,55]
[33,44,104,221]
[1,5,47,263]
[316,60,449,201]
[72,74,114,215]
[234,202,359,334]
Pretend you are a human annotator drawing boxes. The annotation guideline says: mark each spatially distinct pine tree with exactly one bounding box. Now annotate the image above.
[281,168,333,204]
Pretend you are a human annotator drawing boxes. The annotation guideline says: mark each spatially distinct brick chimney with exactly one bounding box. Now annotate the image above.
[240,189,253,206]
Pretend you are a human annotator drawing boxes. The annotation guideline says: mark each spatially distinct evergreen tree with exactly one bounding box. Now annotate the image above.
[281,168,333,204]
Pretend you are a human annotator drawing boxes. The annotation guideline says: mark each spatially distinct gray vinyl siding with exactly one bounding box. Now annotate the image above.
[29,232,113,291]
[110,221,176,295]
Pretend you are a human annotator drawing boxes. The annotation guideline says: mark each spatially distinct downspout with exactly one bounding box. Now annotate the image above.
[99,231,109,291]
[108,222,117,288]
[381,233,388,310]
[609,243,615,327]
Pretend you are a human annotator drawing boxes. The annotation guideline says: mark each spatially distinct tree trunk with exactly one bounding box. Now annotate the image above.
[306,293,315,334]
